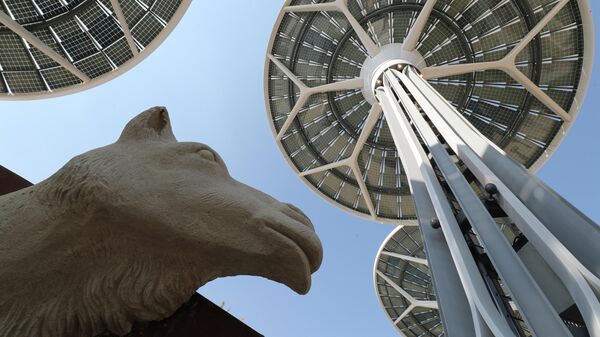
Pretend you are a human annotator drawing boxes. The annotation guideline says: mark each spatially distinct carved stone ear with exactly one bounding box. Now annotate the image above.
[118,106,177,143]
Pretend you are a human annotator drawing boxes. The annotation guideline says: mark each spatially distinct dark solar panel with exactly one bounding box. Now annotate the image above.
[0,0,189,98]
[375,227,443,337]
[266,0,590,222]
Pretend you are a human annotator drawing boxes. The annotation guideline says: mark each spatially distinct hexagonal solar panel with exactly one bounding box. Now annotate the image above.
[0,0,190,99]
[264,0,593,224]
[374,226,442,337]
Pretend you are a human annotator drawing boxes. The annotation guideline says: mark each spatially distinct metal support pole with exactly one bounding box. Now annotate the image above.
[390,125,478,337]
[373,64,600,337]
[376,85,518,337]
[410,67,600,280]
[397,66,600,336]
[0,11,90,82]
[382,69,572,337]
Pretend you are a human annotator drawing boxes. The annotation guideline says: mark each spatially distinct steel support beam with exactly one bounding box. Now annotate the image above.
[377,85,518,337]
[400,66,600,336]
[410,182,478,337]
[374,64,600,337]
[0,11,90,82]
[109,0,139,56]
[385,69,572,337]
[375,116,477,336]
[403,66,600,281]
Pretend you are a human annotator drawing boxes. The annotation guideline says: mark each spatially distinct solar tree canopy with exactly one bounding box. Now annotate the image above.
[264,0,593,224]
[374,226,442,337]
[0,0,190,99]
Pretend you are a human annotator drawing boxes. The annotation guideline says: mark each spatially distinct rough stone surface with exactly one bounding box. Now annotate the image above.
[0,169,262,337]
[0,107,323,337]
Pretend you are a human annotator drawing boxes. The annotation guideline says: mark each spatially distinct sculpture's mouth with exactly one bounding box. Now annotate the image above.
[265,226,321,294]
[264,204,323,294]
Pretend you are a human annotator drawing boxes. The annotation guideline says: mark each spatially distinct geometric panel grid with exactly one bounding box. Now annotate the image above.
[0,0,190,99]
[265,0,591,223]
[375,226,443,337]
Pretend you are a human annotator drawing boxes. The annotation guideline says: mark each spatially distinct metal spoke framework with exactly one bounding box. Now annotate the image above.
[378,66,600,337]
[265,0,596,336]
[420,0,573,122]
[375,226,443,336]
[266,0,591,224]
[0,0,191,99]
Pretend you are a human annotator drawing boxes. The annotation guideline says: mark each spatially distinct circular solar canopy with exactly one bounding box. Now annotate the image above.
[0,0,190,99]
[374,226,442,336]
[264,0,593,223]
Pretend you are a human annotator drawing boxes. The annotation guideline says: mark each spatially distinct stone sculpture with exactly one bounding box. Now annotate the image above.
[0,107,323,337]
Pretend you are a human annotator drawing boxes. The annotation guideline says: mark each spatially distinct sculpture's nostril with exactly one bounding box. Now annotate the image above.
[283,203,315,230]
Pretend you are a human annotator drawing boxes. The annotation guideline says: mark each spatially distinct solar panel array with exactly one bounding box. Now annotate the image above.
[0,0,188,97]
[375,227,443,337]
[266,0,587,222]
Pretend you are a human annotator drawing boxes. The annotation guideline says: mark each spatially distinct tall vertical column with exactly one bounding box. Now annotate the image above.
[375,65,600,337]
[376,80,520,337]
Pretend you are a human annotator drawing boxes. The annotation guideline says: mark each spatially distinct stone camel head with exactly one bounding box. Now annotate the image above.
[0,107,323,337]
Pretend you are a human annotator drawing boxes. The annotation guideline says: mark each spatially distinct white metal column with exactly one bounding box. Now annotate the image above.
[375,65,600,337]
[376,83,519,337]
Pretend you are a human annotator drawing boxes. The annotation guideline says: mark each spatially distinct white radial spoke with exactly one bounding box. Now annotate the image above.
[403,0,437,51]
[352,162,377,219]
[339,5,380,57]
[505,67,572,122]
[283,2,339,13]
[506,0,570,60]
[300,158,350,177]
[393,304,416,325]
[276,95,309,141]
[377,270,417,303]
[347,104,383,220]
[381,251,429,266]
[268,54,307,90]
[422,60,571,121]
[284,0,380,57]
[109,0,139,56]
[353,103,382,154]
[309,77,363,93]
[299,104,382,214]
[0,11,90,82]
[300,104,380,175]
[421,61,500,80]
[270,54,364,140]
[415,301,439,310]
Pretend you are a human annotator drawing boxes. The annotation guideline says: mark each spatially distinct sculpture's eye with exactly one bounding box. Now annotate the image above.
[198,149,216,162]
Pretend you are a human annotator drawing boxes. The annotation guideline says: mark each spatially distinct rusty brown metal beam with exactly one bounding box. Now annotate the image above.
[0,165,32,196]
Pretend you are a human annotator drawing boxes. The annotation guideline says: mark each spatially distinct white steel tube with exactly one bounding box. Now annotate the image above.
[402,67,600,336]
[386,69,572,337]
[0,11,90,82]
[376,85,518,337]
[404,67,600,280]
[109,0,139,56]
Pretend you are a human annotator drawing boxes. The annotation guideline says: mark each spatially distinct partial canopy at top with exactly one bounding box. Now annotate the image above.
[0,0,190,99]
[265,0,593,223]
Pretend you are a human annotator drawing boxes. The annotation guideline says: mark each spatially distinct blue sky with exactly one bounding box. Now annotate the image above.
[1,1,599,336]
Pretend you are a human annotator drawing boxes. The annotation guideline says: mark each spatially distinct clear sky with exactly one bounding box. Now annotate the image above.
[1,1,599,336]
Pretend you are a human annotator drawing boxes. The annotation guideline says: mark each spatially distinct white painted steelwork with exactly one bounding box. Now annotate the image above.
[265,1,596,336]
[266,0,594,224]
[0,0,191,100]
[374,226,446,336]
[378,66,600,336]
